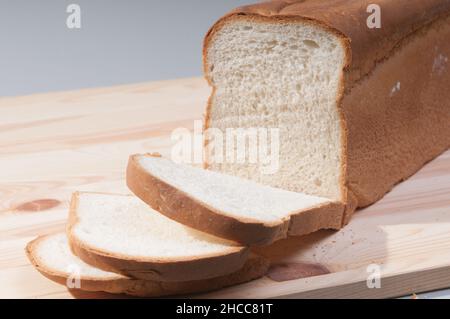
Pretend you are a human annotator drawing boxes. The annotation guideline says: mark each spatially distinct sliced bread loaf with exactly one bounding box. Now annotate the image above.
[67,192,248,282]
[203,0,450,226]
[127,153,344,246]
[26,233,269,298]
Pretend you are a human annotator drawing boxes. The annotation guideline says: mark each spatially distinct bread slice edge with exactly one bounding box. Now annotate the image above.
[67,191,249,282]
[26,233,269,298]
[127,154,345,246]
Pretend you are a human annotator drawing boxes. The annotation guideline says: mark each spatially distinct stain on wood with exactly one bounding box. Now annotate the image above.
[267,262,330,282]
[15,199,61,212]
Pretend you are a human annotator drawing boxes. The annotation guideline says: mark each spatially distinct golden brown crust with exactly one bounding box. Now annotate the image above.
[203,0,450,230]
[342,14,450,207]
[66,192,249,282]
[127,154,345,246]
[26,235,269,298]
[288,202,344,236]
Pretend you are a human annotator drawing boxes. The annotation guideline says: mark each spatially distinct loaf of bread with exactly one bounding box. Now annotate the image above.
[203,0,450,230]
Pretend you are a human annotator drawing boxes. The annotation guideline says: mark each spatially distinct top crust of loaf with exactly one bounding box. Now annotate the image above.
[210,0,450,88]
[67,192,249,282]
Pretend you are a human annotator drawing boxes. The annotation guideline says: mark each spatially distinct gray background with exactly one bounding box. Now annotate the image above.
[0,0,249,96]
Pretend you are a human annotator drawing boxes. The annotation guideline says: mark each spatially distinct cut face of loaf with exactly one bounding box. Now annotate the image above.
[127,154,344,246]
[26,233,269,298]
[67,192,248,282]
[204,16,346,202]
[204,1,450,225]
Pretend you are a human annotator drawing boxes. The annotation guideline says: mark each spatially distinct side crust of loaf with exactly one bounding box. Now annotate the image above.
[67,192,249,282]
[127,154,345,246]
[288,201,345,237]
[26,235,269,298]
[342,13,450,208]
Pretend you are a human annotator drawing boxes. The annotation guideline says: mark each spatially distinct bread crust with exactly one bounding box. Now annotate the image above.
[127,154,345,246]
[342,13,450,208]
[219,0,450,87]
[67,192,249,282]
[203,0,450,230]
[26,235,269,298]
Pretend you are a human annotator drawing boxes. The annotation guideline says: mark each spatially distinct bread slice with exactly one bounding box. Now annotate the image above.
[203,1,450,226]
[127,153,344,246]
[26,233,269,298]
[67,192,248,282]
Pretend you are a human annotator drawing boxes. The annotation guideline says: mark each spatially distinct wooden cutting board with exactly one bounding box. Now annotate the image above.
[0,77,449,299]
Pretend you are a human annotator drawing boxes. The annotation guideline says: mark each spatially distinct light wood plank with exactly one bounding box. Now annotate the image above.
[1,78,449,299]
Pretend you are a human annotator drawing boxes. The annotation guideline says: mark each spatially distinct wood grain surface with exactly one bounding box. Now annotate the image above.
[0,77,449,299]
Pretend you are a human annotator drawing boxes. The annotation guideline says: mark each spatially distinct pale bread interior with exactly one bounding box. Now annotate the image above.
[71,192,242,259]
[32,233,122,279]
[138,155,331,223]
[205,17,346,201]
